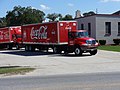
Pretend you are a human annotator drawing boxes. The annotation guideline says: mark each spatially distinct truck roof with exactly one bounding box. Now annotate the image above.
[0,26,21,29]
[22,21,77,26]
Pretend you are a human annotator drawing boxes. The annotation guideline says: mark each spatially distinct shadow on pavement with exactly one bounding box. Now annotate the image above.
[0,50,54,56]
[0,50,92,57]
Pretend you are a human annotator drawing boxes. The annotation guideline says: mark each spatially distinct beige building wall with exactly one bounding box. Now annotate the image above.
[76,15,120,44]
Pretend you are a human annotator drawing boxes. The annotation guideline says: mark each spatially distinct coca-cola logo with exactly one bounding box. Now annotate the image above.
[30,26,47,39]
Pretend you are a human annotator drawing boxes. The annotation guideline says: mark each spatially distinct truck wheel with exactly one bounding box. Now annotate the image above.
[16,44,19,50]
[64,51,68,55]
[53,47,61,54]
[90,50,97,55]
[53,47,58,54]
[31,46,35,51]
[25,45,29,51]
[29,45,35,51]
[29,46,32,51]
[74,47,82,56]
[7,45,12,50]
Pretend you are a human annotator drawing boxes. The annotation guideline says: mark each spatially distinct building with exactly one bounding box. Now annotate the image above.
[75,13,120,44]
[75,10,81,18]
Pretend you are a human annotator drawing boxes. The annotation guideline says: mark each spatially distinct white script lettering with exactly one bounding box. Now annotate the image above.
[30,26,47,39]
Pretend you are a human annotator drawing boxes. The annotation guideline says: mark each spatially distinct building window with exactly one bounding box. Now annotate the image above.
[81,24,84,30]
[88,23,91,36]
[105,22,111,36]
[118,22,120,36]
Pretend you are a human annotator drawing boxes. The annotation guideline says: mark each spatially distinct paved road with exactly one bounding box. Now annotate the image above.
[0,50,120,77]
[1,72,120,90]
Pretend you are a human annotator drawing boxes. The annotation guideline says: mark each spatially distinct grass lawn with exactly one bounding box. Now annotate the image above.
[98,45,120,52]
[0,66,35,75]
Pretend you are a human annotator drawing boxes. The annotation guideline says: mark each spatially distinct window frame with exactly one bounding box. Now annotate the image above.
[105,22,111,36]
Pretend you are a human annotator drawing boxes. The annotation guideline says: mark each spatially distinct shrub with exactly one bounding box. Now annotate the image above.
[99,40,106,45]
[113,39,120,45]
[96,40,98,43]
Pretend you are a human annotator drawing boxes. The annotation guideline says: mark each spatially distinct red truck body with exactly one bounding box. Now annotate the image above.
[0,26,22,49]
[22,21,76,45]
[22,21,98,55]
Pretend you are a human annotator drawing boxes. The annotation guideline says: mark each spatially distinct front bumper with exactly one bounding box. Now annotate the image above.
[81,45,97,51]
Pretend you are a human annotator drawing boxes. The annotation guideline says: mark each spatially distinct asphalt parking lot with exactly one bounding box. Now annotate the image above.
[0,49,120,77]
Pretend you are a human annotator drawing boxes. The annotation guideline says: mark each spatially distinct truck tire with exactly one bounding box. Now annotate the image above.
[31,46,35,51]
[53,47,61,54]
[28,45,35,51]
[7,44,12,50]
[74,47,82,56]
[28,46,31,51]
[64,51,68,55]
[25,45,29,51]
[53,47,58,54]
[16,44,19,50]
[90,50,97,55]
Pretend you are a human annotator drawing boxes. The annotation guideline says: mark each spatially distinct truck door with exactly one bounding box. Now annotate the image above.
[68,32,75,46]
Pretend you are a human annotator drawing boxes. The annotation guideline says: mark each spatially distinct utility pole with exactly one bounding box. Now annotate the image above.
[96,8,98,14]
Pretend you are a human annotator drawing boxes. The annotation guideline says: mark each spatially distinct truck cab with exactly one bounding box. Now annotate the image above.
[12,29,22,44]
[68,30,98,55]
[0,26,22,50]
[12,28,22,49]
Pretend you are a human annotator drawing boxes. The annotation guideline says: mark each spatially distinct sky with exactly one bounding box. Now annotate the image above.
[0,0,120,18]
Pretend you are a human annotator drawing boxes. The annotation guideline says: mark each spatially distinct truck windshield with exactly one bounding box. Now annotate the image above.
[69,32,88,39]
[76,32,88,38]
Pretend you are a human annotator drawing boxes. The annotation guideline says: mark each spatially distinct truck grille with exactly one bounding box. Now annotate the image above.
[86,40,96,45]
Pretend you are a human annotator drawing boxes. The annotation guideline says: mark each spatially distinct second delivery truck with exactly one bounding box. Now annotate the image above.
[0,26,22,49]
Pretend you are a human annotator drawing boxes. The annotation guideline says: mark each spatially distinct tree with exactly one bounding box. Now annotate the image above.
[60,14,73,21]
[6,6,45,26]
[0,17,7,27]
[83,11,95,17]
[46,13,62,22]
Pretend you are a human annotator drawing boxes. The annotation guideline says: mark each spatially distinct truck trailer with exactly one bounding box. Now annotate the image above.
[22,21,98,55]
[0,26,22,49]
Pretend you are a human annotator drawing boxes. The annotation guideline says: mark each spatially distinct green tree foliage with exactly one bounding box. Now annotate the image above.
[83,11,95,17]
[46,13,62,21]
[0,17,7,27]
[60,14,73,21]
[6,6,45,26]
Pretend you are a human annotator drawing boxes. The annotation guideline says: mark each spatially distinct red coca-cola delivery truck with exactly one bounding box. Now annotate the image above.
[22,21,98,55]
[0,26,22,49]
